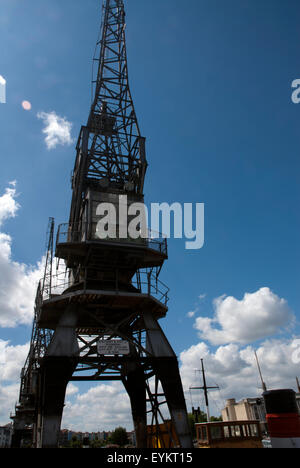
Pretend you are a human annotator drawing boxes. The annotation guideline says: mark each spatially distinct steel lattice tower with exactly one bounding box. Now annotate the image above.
[11,0,192,449]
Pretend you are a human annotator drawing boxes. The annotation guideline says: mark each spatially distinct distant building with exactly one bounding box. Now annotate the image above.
[59,429,74,447]
[127,430,136,446]
[221,398,268,434]
[0,424,13,448]
[99,431,112,441]
[59,429,113,447]
[88,432,103,441]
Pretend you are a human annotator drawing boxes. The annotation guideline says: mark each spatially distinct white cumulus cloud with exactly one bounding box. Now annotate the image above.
[65,383,79,397]
[62,383,132,432]
[0,339,29,382]
[187,310,196,318]
[194,287,294,345]
[179,337,300,417]
[0,183,44,327]
[0,76,6,104]
[0,181,19,226]
[0,339,30,425]
[37,111,74,150]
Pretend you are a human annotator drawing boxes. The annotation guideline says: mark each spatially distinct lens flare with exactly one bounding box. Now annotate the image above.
[22,100,32,111]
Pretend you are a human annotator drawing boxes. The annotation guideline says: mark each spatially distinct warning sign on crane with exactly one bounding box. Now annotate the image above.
[97,340,130,355]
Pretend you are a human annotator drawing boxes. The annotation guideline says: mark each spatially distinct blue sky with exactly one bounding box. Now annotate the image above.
[0,0,300,430]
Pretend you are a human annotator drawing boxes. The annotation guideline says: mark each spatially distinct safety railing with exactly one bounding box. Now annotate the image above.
[132,270,169,307]
[56,222,168,256]
[40,268,169,307]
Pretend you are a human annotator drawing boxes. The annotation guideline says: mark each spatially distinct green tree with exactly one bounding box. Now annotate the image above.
[110,427,129,447]
[69,436,82,449]
[90,438,105,448]
[210,416,222,422]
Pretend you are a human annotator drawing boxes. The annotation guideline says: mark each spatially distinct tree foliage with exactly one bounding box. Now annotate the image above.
[69,436,82,449]
[110,427,129,447]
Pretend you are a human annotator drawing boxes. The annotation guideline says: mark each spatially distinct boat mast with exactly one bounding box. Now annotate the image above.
[254,350,267,393]
[190,358,219,422]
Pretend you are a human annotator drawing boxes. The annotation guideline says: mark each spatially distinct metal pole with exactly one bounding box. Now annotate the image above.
[201,359,210,422]
[190,359,219,423]
[254,351,267,392]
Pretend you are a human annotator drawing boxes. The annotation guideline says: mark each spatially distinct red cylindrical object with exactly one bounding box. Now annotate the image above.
[263,389,300,448]
[266,413,300,438]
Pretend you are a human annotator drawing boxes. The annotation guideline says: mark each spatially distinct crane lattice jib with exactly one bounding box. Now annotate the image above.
[81,0,146,194]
